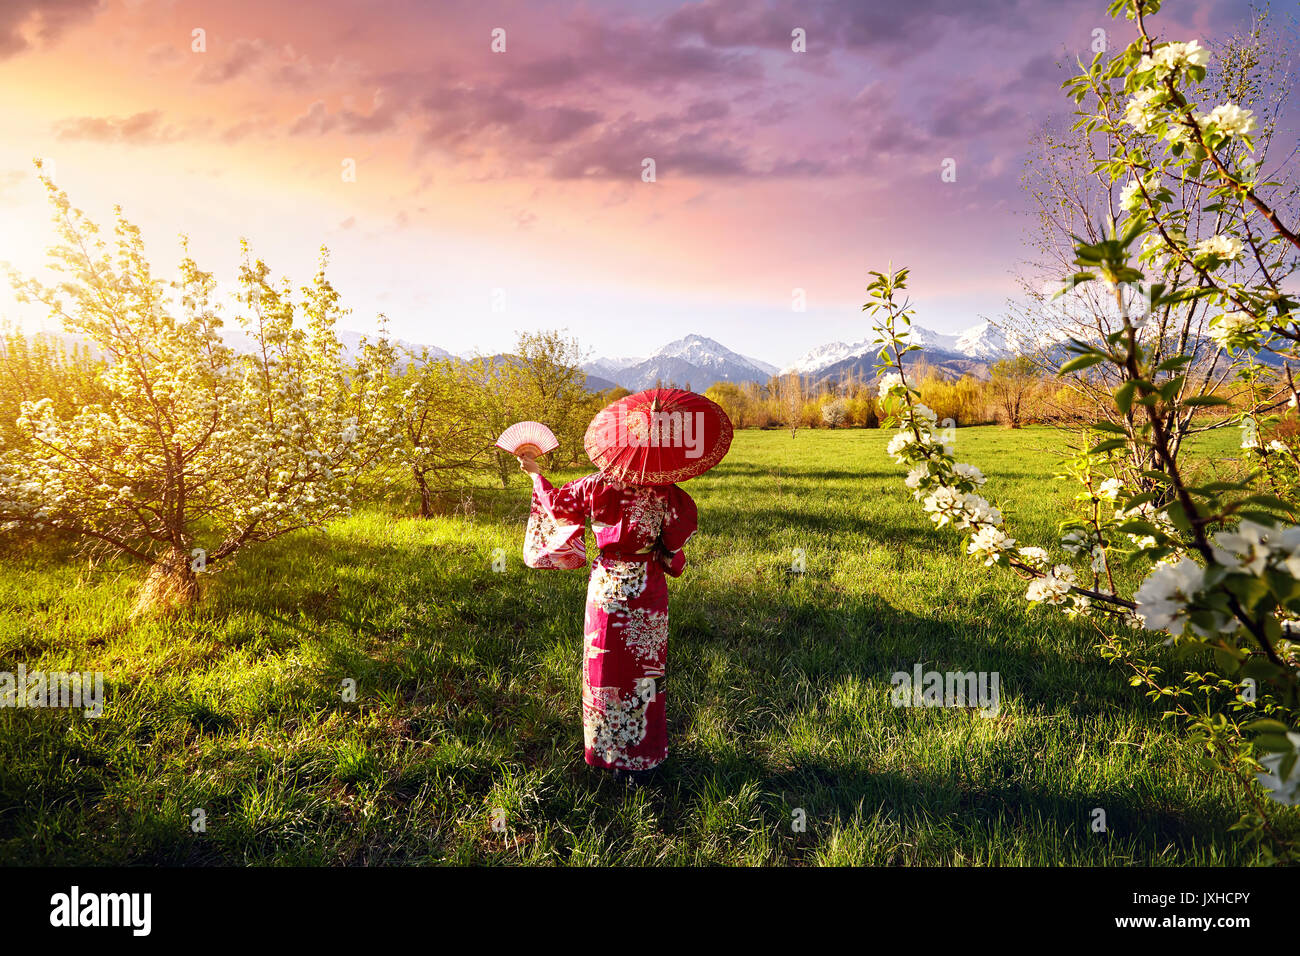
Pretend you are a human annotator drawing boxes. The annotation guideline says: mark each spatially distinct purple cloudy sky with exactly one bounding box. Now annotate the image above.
[0,0,1290,364]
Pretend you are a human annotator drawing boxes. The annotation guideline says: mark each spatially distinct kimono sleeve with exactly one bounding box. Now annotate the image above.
[524,474,588,570]
[658,484,698,578]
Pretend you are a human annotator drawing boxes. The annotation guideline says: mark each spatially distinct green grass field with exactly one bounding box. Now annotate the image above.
[0,424,1291,865]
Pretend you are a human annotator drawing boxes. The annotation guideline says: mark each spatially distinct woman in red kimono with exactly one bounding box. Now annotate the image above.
[518,456,697,778]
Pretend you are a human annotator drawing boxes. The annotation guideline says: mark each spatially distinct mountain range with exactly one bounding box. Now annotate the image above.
[18,322,1053,392]
[585,324,1025,390]
[582,334,779,392]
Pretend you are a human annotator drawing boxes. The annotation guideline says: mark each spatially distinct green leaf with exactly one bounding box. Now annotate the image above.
[1093,421,1129,435]
[1122,490,1159,509]
[1214,647,1243,674]
[1242,657,1286,681]
[1225,574,1271,613]
[1254,733,1296,753]
[1115,380,1137,415]
[1060,353,1107,374]
[1245,718,1291,734]
[1116,519,1159,536]
[1166,500,1192,532]
[1239,494,1291,512]
[1155,355,1192,372]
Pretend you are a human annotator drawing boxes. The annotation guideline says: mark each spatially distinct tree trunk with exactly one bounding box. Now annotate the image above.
[414,468,434,519]
[132,547,199,616]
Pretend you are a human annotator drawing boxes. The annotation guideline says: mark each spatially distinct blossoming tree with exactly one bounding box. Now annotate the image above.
[1009,6,1294,480]
[867,0,1300,858]
[0,171,397,612]
[381,343,492,517]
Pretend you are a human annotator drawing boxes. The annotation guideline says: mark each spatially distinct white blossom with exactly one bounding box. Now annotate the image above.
[1193,234,1244,263]
[1209,310,1261,350]
[1123,88,1164,133]
[1256,733,1300,805]
[877,373,904,397]
[968,526,1016,566]
[1064,593,1092,618]
[1211,520,1273,575]
[1119,179,1142,211]
[957,493,1001,529]
[922,486,964,527]
[1138,39,1210,74]
[1134,557,1204,635]
[1061,529,1091,556]
[1026,567,1074,605]
[886,432,918,463]
[1277,527,1300,579]
[1017,546,1050,569]
[1205,521,1300,580]
[1119,172,1160,212]
[1051,563,1077,586]
[1194,102,1256,138]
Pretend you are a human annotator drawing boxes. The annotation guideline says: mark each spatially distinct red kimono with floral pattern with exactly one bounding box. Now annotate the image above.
[529,472,698,771]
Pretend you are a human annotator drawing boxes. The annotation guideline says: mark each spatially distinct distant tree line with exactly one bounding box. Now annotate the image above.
[702,356,1134,433]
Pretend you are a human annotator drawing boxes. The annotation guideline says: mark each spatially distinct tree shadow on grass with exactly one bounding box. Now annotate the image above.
[695,463,898,483]
[647,750,1254,864]
[702,503,933,542]
[216,526,1151,728]
[672,575,1168,730]
[17,510,1259,865]
[610,566,1271,862]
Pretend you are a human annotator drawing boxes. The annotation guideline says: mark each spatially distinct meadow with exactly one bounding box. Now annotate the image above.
[0,424,1291,866]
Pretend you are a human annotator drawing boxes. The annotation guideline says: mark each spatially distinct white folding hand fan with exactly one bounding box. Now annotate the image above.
[495,421,559,459]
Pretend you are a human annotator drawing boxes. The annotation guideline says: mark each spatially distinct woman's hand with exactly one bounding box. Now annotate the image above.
[517,455,542,476]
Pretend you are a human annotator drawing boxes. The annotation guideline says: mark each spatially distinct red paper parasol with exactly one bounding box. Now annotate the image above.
[584,388,733,485]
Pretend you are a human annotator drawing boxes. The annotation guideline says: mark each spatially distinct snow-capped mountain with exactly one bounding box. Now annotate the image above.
[654,334,779,376]
[781,322,1027,381]
[953,321,1008,360]
[901,326,961,353]
[587,324,1039,392]
[587,334,778,390]
[584,355,646,379]
[781,340,864,376]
